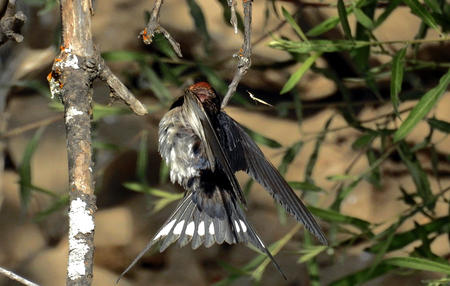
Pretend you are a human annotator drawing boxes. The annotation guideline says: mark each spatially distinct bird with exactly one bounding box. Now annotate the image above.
[119,82,327,280]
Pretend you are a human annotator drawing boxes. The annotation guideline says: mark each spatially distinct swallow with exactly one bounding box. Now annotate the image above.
[120,82,327,280]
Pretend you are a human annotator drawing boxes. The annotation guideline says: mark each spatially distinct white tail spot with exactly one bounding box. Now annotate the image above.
[239,219,247,232]
[186,221,195,236]
[209,222,215,235]
[173,220,185,235]
[234,220,241,233]
[155,219,176,239]
[198,221,205,236]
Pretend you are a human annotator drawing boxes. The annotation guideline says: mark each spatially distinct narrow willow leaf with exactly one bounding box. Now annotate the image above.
[153,33,179,60]
[93,104,132,121]
[329,263,396,286]
[352,133,376,150]
[288,181,323,192]
[309,206,371,232]
[186,0,211,48]
[298,245,328,263]
[278,140,303,175]
[303,232,320,286]
[141,65,173,105]
[354,7,375,29]
[251,225,301,281]
[374,0,402,27]
[305,117,333,182]
[101,50,152,62]
[403,0,441,34]
[18,126,46,212]
[365,149,381,188]
[241,126,282,148]
[33,195,69,222]
[385,257,450,275]
[397,142,434,207]
[307,16,341,37]
[123,182,183,200]
[280,52,321,94]
[337,0,352,39]
[282,7,308,42]
[393,69,450,142]
[427,118,450,133]
[391,48,407,116]
[368,216,450,253]
[270,39,371,54]
[137,131,149,184]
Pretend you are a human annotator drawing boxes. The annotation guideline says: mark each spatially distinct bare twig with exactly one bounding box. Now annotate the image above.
[0,0,26,46]
[228,0,238,34]
[140,0,182,57]
[0,266,39,286]
[221,0,252,109]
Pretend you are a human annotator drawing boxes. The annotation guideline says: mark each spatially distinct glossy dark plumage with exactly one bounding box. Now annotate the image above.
[120,82,327,279]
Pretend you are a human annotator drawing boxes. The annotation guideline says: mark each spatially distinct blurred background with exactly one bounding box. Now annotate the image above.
[0,0,449,285]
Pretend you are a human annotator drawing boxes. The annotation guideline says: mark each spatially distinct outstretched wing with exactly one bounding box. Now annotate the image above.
[216,112,328,245]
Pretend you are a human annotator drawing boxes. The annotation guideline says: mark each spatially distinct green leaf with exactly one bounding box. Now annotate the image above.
[307,16,342,37]
[354,7,375,29]
[427,118,450,133]
[186,0,211,49]
[251,225,301,281]
[393,69,450,142]
[282,7,308,42]
[330,262,396,286]
[403,0,441,34]
[365,149,381,188]
[92,103,133,121]
[270,39,371,54]
[288,181,323,192]
[309,206,371,232]
[18,126,46,212]
[374,0,402,27]
[33,195,69,222]
[278,140,303,175]
[337,0,352,39]
[101,50,152,62]
[280,52,321,94]
[304,117,332,182]
[391,48,407,116]
[137,131,149,184]
[297,245,328,263]
[241,126,282,149]
[397,142,434,207]
[385,257,450,275]
[141,64,173,105]
[352,133,376,150]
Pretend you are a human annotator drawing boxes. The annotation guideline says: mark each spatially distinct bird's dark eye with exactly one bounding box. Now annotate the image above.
[192,141,201,155]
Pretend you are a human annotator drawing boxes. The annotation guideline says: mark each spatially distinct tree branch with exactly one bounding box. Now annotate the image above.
[0,266,39,286]
[221,0,252,108]
[47,1,147,285]
[0,0,26,46]
[139,0,182,57]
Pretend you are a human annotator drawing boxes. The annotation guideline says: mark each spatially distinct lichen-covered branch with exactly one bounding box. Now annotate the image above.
[48,0,147,285]
[0,0,26,46]
[221,0,252,108]
[139,0,182,57]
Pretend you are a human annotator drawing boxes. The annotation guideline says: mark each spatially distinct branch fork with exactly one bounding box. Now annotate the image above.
[140,0,182,57]
[0,0,26,45]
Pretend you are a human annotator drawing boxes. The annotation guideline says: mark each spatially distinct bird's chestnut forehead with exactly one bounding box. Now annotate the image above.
[188,82,216,102]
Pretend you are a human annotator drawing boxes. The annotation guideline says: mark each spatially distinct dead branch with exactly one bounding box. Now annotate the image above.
[140,0,182,57]
[0,266,39,286]
[0,0,26,46]
[47,0,147,285]
[221,0,252,108]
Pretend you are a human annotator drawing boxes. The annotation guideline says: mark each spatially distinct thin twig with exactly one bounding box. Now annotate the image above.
[0,113,63,139]
[221,0,253,108]
[140,0,182,57]
[228,0,238,34]
[0,266,39,286]
[0,0,26,46]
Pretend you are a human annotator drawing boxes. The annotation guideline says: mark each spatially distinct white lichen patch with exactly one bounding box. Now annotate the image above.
[48,77,62,99]
[66,106,84,123]
[68,198,94,280]
[64,53,79,69]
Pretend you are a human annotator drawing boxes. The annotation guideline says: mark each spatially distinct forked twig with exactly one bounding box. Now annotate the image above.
[221,0,253,108]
